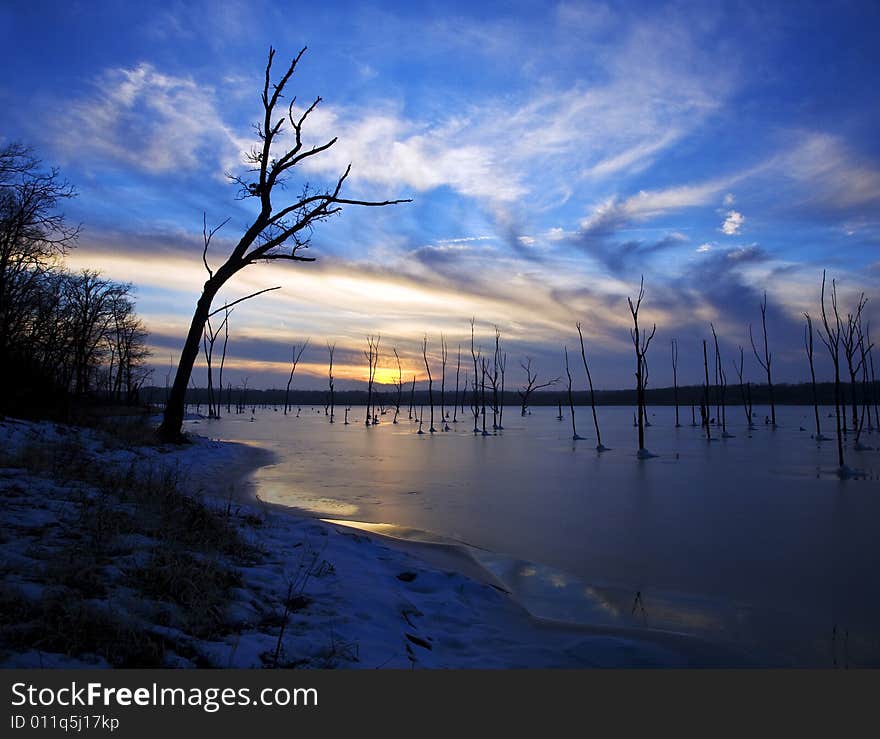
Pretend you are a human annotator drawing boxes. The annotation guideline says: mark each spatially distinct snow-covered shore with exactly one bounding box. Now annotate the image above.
[0,417,755,668]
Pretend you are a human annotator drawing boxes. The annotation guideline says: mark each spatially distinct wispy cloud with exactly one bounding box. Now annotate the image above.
[58,63,248,176]
[776,131,880,212]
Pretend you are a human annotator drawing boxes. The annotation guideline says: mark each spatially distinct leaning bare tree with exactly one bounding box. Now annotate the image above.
[576,322,606,451]
[158,47,409,440]
[284,339,309,415]
[422,334,436,433]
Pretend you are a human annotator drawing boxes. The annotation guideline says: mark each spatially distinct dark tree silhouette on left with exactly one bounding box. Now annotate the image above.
[159,47,410,441]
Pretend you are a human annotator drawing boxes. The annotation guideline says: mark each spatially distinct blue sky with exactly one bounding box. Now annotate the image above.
[2,0,879,389]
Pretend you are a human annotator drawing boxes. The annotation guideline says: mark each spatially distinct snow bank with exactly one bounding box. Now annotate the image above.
[0,418,755,668]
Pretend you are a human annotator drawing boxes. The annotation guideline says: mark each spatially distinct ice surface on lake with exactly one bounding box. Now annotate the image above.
[193,404,880,666]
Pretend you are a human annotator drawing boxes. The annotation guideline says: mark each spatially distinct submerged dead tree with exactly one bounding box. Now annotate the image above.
[749,291,776,427]
[711,323,730,437]
[852,314,873,448]
[702,339,712,441]
[158,47,409,440]
[627,277,656,456]
[733,346,753,431]
[422,335,436,433]
[284,338,309,415]
[364,334,380,426]
[817,272,845,470]
[518,358,559,416]
[452,344,461,423]
[576,322,606,451]
[865,324,879,431]
[841,293,868,435]
[469,319,481,434]
[440,334,449,431]
[202,307,232,418]
[480,357,489,435]
[490,327,502,431]
[563,347,583,440]
[803,314,824,440]
[327,342,335,423]
[392,347,403,423]
[671,338,680,428]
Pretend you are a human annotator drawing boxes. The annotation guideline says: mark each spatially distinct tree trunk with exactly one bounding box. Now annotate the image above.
[159,282,218,440]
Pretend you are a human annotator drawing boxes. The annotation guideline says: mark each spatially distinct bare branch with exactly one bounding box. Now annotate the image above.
[208,285,281,317]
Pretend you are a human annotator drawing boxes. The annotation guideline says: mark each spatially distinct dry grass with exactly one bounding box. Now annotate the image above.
[0,585,165,667]
[1,421,264,665]
[125,549,241,639]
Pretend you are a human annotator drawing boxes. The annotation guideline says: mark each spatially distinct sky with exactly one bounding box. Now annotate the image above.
[2,0,879,391]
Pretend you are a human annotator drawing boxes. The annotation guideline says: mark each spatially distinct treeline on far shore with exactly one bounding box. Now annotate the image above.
[140,381,878,411]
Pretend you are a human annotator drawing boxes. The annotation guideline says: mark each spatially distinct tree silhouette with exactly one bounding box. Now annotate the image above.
[627,276,656,455]
[159,47,409,440]
[749,291,776,427]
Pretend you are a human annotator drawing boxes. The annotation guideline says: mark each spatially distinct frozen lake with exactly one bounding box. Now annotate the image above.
[190,403,880,666]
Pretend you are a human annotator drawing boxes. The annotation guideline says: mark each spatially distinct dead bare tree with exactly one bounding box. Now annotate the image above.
[749,291,776,428]
[408,374,415,420]
[852,314,873,450]
[284,338,309,415]
[817,271,845,470]
[498,350,507,430]
[216,309,229,417]
[711,323,731,437]
[158,47,410,440]
[440,334,449,431]
[452,344,461,423]
[576,322,606,451]
[461,371,468,416]
[518,358,559,416]
[671,338,680,428]
[392,347,403,424]
[563,347,583,441]
[702,339,712,441]
[327,342,335,423]
[841,293,868,434]
[803,314,824,440]
[490,327,502,430]
[733,345,754,431]
[865,324,879,431]
[480,356,489,436]
[628,277,656,456]
[202,310,231,418]
[422,335,436,433]
[364,334,380,426]
[469,318,481,434]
